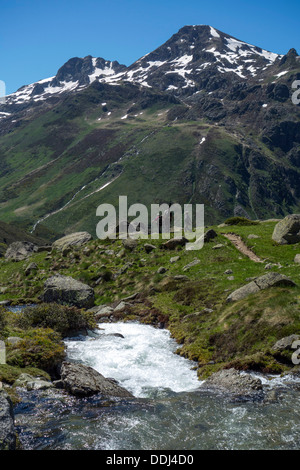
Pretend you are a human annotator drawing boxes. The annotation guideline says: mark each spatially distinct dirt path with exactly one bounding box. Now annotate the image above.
[222,233,264,263]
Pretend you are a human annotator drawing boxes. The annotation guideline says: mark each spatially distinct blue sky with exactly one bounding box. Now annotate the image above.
[1,0,300,94]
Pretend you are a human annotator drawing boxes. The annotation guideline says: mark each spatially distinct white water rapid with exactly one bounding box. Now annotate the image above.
[65,322,200,398]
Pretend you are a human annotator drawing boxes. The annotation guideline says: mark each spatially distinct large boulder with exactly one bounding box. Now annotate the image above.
[271,334,300,352]
[272,214,300,245]
[52,232,92,251]
[204,368,263,398]
[5,241,38,261]
[203,229,218,243]
[0,391,16,450]
[60,362,134,398]
[227,272,296,302]
[161,237,188,250]
[43,274,94,308]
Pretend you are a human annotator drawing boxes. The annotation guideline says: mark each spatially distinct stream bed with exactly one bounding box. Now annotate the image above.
[14,322,300,450]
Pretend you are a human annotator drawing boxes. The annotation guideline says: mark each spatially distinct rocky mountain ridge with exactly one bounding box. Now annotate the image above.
[2,25,298,116]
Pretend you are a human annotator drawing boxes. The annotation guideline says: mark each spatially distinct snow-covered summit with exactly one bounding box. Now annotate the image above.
[0,25,285,115]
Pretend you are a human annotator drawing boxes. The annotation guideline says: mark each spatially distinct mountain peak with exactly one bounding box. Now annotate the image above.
[1,24,286,111]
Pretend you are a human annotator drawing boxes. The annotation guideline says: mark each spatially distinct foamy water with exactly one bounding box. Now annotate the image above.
[65,322,200,397]
[13,321,300,450]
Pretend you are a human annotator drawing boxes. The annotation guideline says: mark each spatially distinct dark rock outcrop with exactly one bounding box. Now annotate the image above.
[161,237,188,250]
[60,362,134,398]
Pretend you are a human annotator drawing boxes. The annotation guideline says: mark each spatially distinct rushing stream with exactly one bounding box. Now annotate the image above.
[14,322,300,450]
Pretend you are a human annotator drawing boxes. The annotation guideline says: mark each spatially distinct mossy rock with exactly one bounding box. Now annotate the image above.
[6,328,65,373]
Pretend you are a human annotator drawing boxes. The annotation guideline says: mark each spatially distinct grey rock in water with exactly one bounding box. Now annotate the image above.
[52,232,92,251]
[60,362,134,398]
[43,274,94,308]
[14,373,54,391]
[272,214,300,245]
[0,391,16,450]
[5,241,38,261]
[227,272,296,302]
[204,368,263,398]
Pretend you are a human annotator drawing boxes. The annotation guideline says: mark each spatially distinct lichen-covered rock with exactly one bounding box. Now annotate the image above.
[227,272,296,302]
[60,362,134,398]
[226,281,260,302]
[52,232,92,251]
[43,274,94,308]
[272,214,300,245]
[254,272,296,290]
[5,241,38,261]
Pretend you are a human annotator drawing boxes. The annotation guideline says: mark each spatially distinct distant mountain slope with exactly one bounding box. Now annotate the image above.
[0,25,299,239]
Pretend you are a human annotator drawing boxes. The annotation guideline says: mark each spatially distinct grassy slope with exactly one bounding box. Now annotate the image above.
[0,220,299,380]
[1,80,299,237]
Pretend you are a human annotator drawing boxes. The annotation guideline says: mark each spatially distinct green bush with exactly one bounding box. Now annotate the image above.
[224,216,259,226]
[16,303,96,337]
[7,328,65,372]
